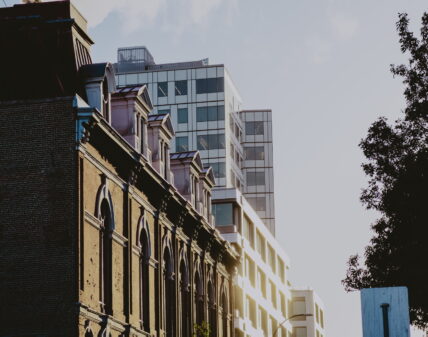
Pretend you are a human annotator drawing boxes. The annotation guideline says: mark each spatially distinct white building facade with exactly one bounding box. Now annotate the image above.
[291,289,326,337]
[212,187,291,337]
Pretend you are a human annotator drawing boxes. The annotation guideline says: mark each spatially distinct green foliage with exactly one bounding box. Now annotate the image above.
[343,12,428,329]
[193,321,210,337]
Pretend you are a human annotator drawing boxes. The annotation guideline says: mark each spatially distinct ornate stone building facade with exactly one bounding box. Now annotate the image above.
[0,2,238,337]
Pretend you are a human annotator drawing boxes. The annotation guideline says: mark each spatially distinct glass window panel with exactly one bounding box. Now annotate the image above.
[206,78,217,93]
[207,106,218,121]
[247,172,265,186]
[174,80,187,96]
[197,134,225,150]
[197,135,209,150]
[195,78,224,94]
[213,203,233,226]
[196,79,207,94]
[218,105,225,120]
[158,108,170,114]
[176,136,188,152]
[206,162,226,178]
[218,134,225,149]
[245,146,265,160]
[254,121,264,135]
[246,121,264,135]
[217,78,224,92]
[158,82,168,97]
[217,162,226,177]
[248,197,266,211]
[196,106,207,122]
[246,122,255,135]
[177,108,188,124]
[208,134,218,149]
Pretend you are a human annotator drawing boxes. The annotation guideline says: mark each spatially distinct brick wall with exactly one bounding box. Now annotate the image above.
[0,97,77,336]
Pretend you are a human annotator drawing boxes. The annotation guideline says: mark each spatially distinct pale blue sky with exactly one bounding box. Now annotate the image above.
[83,1,427,336]
[8,0,427,335]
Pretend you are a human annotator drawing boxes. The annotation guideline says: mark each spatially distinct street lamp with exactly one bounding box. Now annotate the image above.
[272,313,313,337]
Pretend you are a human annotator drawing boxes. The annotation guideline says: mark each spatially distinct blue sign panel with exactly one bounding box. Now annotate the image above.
[361,287,410,337]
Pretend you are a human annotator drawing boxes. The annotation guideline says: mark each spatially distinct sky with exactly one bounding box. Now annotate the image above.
[6,0,426,336]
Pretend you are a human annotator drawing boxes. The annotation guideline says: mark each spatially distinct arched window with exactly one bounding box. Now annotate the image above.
[140,227,150,332]
[194,269,204,326]
[100,199,113,314]
[164,248,175,337]
[221,289,229,337]
[102,78,110,122]
[208,280,217,337]
[180,259,190,337]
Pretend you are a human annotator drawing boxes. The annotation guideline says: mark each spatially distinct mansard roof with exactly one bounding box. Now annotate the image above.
[202,167,216,186]
[170,151,203,171]
[115,84,153,110]
[80,62,116,91]
[148,113,174,137]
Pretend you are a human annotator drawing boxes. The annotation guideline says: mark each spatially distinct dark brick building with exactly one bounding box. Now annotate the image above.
[0,2,238,337]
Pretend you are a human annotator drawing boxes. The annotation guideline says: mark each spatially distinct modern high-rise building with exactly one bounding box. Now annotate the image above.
[240,109,276,232]
[114,46,326,337]
[114,47,276,234]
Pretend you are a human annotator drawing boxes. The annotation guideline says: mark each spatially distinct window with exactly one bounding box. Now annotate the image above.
[139,227,150,332]
[320,309,324,328]
[246,121,264,135]
[268,244,276,272]
[247,296,257,328]
[175,80,187,95]
[293,327,307,337]
[213,203,233,226]
[164,249,175,337]
[209,281,217,336]
[196,105,225,122]
[257,268,267,298]
[278,258,285,283]
[248,197,266,212]
[315,303,320,323]
[195,271,204,325]
[197,134,225,150]
[177,108,188,124]
[270,281,277,308]
[245,255,256,287]
[100,200,113,315]
[247,172,265,186]
[158,108,170,114]
[206,162,226,178]
[280,292,287,317]
[256,231,266,261]
[292,298,306,319]
[176,136,188,152]
[158,82,168,97]
[243,215,254,247]
[221,291,228,337]
[180,261,190,337]
[196,77,224,94]
[245,146,265,160]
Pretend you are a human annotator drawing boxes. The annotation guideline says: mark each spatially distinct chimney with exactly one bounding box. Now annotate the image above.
[0,0,94,101]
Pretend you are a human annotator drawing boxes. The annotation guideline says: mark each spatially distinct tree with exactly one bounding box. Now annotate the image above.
[343,12,428,330]
[193,321,210,337]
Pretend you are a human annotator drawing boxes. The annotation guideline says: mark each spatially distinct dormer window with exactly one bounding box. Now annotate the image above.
[102,79,110,122]
[81,63,116,123]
